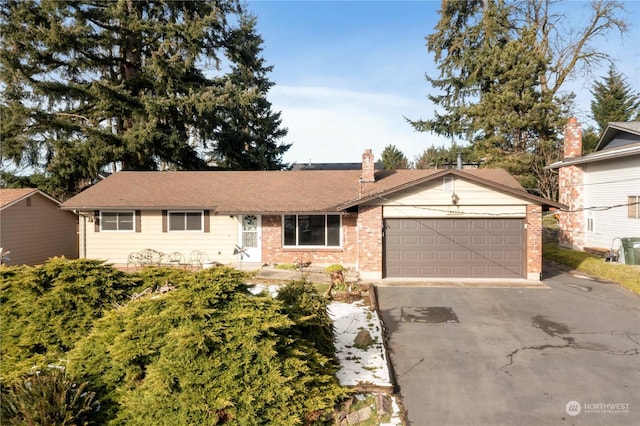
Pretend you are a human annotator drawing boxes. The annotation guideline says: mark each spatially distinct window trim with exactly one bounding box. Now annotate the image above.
[100,211,135,232]
[628,196,640,219]
[282,214,342,248]
[587,215,594,232]
[167,210,205,232]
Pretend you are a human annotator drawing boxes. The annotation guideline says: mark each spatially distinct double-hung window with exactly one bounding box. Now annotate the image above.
[283,214,341,247]
[168,211,203,231]
[101,211,134,231]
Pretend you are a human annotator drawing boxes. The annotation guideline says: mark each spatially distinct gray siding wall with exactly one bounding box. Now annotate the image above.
[583,156,640,254]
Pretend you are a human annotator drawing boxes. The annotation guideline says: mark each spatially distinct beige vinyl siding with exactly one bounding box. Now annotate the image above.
[0,193,78,266]
[383,205,527,218]
[83,210,239,266]
[381,177,529,218]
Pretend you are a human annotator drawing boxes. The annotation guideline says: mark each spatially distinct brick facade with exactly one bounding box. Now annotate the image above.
[526,204,542,280]
[260,207,384,279]
[261,214,358,267]
[356,205,383,279]
[558,118,584,249]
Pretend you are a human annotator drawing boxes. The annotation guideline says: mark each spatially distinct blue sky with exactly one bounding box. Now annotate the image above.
[245,0,640,166]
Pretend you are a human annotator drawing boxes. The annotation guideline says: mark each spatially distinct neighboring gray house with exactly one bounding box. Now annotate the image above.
[548,119,640,260]
[0,188,78,266]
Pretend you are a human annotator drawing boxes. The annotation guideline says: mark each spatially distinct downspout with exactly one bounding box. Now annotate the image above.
[82,214,86,258]
[73,210,88,259]
[356,211,360,273]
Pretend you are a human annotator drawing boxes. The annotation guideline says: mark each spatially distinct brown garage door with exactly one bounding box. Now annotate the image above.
[384,218,525,278]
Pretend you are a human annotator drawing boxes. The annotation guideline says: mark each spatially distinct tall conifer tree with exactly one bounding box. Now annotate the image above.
[0,0,289,197]
[210,13,289,170]
[411,0,628,199]
[590,65,640,132]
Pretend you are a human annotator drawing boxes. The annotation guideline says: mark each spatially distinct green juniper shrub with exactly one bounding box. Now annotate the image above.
[132,266,192,291]
[277,280,337,360]
[68,268,348,425]
[0,258,140,384]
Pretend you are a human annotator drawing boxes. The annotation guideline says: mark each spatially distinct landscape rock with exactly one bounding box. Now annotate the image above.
[346,406,372,424]
[375,393,392,416]
[354,330,372,348]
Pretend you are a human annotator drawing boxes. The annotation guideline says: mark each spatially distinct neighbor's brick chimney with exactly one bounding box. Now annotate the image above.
[361,149,375,183]
[558,117,585,250]
[564,117,582,158]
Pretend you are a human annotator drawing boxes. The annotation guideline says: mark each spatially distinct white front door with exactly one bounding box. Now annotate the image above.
[238,215,261,262]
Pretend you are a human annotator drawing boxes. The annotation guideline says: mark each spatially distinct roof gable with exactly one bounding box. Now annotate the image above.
[0,188,61,210]
[547,121,640,170]
[595,122,640,151]
[338,169,563,210]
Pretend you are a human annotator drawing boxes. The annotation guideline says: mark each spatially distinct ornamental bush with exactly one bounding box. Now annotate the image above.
[1,261,349,424]
[68,267,348,424]
[277,280,337,359]
[0,258,141,384]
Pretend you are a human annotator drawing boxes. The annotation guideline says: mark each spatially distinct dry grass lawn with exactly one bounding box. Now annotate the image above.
[543,243,640,296]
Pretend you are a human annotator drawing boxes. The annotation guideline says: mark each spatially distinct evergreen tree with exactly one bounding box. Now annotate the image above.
[0,1,289,198]
[581,126,601,155]
[380,144,410,169]
[411,0,628,199]
[590,65,640,132]
[210,13,290,170]
[414,145,472,169]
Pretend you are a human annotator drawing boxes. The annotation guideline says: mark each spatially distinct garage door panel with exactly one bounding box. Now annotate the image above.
[487,235,504,245]
[436,235,453,245]
[505,235,522,245]
[384,218,524,278]
[420,251,436,261]
[454,251,470,261]
[403,221,419,230]
[386,235,402,245]
[506,251,523,261]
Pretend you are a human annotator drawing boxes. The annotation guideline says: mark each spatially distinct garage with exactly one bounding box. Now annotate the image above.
[383,218,525,278]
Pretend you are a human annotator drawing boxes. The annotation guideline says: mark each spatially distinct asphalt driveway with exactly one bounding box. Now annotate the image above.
[375,261,640,425]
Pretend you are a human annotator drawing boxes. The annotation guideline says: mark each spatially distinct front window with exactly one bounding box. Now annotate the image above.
[169,211,203,231]
[283,215,341,247]
[101,211,134,231]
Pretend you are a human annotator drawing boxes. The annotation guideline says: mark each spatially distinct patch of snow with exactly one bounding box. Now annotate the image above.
[328,301,392,387]
[247,283,280,298]
[248,284,403,424]
[379,396,404,426]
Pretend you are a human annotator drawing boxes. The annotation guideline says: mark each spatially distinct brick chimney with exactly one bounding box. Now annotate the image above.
[558,117,585,250]
[361,149,375,183]
[564,117,582,158]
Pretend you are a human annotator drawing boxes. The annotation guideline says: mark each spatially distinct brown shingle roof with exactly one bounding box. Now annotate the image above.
[60,168,559,213]
[0,188,39,209]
